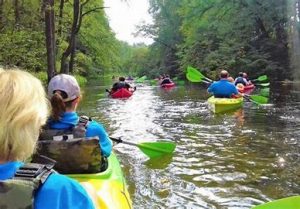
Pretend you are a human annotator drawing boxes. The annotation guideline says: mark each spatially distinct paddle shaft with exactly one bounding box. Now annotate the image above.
[243,94,259,105]
[111,137,169,152]
[110,137,138,147]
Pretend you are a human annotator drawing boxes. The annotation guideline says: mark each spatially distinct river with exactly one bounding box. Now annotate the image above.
[78,79,300,209]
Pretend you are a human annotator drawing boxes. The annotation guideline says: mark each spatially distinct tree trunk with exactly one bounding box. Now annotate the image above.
[255,17,269,39]
[14,0,20,28]
[44,0,56,82]
[69,37,76,73]
[56,0,64,51]
[0,0,4,30]
[60,0,79,74]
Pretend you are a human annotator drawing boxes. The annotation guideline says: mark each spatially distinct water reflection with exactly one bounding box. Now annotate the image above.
[79,80,300,209]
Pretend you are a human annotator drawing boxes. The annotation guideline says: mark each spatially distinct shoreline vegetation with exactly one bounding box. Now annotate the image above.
[0,1,299,82]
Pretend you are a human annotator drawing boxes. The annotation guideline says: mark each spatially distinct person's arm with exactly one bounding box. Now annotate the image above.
[243,78,248,85]
[112,83,118,91]
[207,83,214,93]
[231,85,242,97]
[125,82,131,89]
[86,121,112,157]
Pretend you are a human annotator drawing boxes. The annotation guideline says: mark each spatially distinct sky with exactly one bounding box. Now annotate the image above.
[104,0,154,45]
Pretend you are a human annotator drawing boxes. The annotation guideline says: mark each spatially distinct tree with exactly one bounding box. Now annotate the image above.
[44,0,56,81]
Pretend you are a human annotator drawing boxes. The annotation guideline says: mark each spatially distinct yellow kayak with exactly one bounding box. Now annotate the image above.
[68,153,132,209]
[207,96,243,113]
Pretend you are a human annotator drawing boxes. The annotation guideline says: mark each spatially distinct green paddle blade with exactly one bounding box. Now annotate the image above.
[138,141,176,158]
[252,196,300,209]
[249,95,269,104]
[136,75,147,83]
[253,75,268,82]
[186,72,202,82]
[187,66,205,79]
[257,75,268,82]
[259,88,270,97]
[150,79,158,86]
[187,66,213,82]
[256,82,270,87]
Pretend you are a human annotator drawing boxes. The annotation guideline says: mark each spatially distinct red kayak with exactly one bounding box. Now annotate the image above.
[161,82,175,88]
[110,88,134,98]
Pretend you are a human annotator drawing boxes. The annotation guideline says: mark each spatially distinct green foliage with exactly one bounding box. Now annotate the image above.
[0,0,45,72]
[74,74,87,87]
[138,0,292,80]
[0,0,123,78]
[0,0,294,81]
[32,71,48,85]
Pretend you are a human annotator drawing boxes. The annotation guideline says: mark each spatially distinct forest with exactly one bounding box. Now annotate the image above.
[0,0,299,82]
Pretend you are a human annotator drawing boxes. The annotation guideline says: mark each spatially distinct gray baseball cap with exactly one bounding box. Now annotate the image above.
[48,74,80,102]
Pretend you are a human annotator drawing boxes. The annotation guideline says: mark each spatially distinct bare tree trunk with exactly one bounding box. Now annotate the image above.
[56,0,64,51]
[62,0,104,73]
[67,0,104,72]
[0,0,4,30]
[14,0,20,28]
[44,0,56,81]
[255,17,269,39]
[69,37,76,73]
[61,0,80,74]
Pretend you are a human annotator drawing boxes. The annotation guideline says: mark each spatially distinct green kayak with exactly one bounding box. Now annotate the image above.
[207,96,243,113]
[68,152,132,209]
[252,196,300,209]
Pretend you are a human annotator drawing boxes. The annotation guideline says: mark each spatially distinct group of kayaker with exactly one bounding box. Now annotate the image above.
[207,70,254,98]
[0,69,112,208]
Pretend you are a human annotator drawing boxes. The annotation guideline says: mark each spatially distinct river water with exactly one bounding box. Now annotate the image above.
[78,79,300,209]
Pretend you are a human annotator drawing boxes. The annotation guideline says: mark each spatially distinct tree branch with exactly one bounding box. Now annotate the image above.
[82,7,106,17]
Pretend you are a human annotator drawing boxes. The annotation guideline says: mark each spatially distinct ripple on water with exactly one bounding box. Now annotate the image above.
[81,83,300,209]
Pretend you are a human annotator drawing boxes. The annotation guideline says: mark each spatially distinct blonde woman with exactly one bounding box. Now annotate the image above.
[0,69,94,209]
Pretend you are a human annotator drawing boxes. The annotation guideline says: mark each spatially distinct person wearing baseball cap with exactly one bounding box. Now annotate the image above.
[46,74,112,157]
[0,70,94,209]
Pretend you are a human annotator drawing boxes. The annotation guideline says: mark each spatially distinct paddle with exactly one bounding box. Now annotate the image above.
[110,137,176,158]
[187,66,213,82]
[186,67,269,105]
[244,94,269,105]
[186,72,204,83]
[255,82,270,87]
[105,89,111,94]
[259,88,270,97]
[252,196,300,209]
[251,75,268,82]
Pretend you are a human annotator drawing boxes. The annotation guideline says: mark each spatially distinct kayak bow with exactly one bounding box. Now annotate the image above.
[69,153,132,209]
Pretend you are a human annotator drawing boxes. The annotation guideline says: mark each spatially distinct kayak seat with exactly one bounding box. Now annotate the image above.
[32,137,103,174]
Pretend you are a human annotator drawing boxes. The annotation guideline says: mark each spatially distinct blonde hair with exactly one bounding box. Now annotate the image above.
[0,69,49,161]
